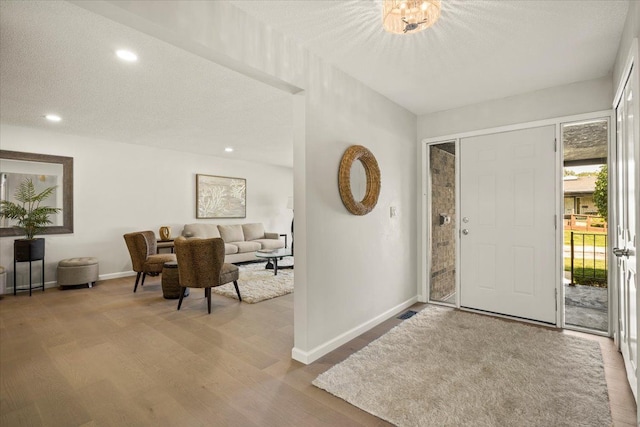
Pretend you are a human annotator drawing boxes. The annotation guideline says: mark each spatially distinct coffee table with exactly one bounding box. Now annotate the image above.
[255,248,293,276]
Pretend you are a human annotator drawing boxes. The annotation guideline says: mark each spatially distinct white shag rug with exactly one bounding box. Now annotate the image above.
[313,306,611,427]
[212,260,293,304]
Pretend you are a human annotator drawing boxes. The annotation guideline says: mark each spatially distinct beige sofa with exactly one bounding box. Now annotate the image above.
[181,223,284,263]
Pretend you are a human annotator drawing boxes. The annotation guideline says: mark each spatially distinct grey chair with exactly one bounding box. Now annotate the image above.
[174,236,241,314]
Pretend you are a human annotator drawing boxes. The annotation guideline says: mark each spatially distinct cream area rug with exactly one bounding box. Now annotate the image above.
[313,306,611,427]
[212,260,293,304]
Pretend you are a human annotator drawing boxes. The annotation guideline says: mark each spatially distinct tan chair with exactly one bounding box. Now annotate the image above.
[174,236,241,314]
[123,231,176,293]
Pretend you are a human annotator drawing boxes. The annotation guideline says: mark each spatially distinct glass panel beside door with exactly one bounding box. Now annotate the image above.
[561,118,609,333]
[428,142,456,304]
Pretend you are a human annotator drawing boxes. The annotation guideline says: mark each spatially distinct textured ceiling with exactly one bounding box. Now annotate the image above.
[0,1,294,168]
[230,0,629,115]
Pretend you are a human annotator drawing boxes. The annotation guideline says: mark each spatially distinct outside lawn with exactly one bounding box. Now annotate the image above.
[563,230,608,286]
[563,257,607,287]
[563,230,607,247]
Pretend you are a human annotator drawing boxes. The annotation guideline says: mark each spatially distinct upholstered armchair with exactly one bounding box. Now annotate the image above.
[174,236,241,314]
[123,231,176,293]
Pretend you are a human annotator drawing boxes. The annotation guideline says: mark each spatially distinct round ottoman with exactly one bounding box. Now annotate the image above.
[162,262,188,299]
[57,257,99,288]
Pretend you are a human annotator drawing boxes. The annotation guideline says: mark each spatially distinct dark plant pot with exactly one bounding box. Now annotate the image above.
[14,238,45,262]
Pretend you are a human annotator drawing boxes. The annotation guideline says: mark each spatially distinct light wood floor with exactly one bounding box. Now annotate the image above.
[0,275,637,426]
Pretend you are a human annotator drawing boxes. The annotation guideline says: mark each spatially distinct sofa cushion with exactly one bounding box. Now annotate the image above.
[218,224,244,243]
[225,244,239,255]
[242,223,265,241]
[264,232,279,240]
[182,223,221,239]
[230,241,261,253]
[253,239,285,250]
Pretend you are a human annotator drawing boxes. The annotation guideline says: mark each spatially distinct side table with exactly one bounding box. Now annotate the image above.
[157,239,175,254]
[13,239,45,296]
[162,261,189,299]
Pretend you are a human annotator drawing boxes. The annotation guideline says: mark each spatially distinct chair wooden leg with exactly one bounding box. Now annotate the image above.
[233,281,242,302]
[206,287,211,314]
[177,287,187,310]
[133,272,141,293]
[141,273,147,287]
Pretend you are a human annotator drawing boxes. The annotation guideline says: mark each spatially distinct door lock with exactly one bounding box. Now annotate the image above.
[613,247,630,257]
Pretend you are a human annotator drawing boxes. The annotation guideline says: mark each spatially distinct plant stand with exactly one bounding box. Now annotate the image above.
[13,238,45,296]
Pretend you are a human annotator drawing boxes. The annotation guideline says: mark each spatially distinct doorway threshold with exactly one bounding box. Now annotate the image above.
[563,323,610,337]
[459,307,557,328]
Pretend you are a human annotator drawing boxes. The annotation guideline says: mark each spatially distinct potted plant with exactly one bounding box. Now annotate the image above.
[0,178,61,261]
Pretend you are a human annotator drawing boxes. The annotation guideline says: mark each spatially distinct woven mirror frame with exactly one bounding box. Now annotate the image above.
[338,145,381,215]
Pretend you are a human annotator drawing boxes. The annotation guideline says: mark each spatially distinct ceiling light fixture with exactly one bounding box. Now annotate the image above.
[382,0,441,34]
[225,147,234,152]
[116,49,138,62]
[44,114,62,122]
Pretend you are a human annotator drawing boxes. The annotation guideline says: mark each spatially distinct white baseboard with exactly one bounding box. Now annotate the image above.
[2,271,136,295]
[291,296,419,365]
[5,280,59,292]
[99,271,136,280]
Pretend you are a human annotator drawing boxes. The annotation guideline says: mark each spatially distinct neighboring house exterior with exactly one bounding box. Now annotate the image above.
[563,175,599,215]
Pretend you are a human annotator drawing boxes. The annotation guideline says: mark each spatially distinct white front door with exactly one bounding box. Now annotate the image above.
[460,126,557,324]
[614,62,638,400]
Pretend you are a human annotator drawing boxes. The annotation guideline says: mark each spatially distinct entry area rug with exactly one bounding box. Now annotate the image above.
[212,259,293,304]
[313,306,611,427]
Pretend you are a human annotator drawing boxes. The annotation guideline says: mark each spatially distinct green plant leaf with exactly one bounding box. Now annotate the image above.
[0,178,61,239]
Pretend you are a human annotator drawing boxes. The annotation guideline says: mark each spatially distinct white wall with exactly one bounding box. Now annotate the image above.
[86,0,419,363]
[0,124,293,290]
[613,0,640,89]
[417,76,612,140]
[301,61,417,356]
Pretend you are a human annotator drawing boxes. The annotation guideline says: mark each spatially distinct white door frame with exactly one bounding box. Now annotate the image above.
[612,37,639,404]
[419,109,613,330]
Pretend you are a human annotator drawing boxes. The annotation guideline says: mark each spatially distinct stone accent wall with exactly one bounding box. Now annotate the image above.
[429,146,456,301]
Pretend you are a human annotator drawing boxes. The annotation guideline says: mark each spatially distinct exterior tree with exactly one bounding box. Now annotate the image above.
[593,165,608,221]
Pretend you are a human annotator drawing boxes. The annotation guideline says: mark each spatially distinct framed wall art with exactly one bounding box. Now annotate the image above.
[196,174,246,218]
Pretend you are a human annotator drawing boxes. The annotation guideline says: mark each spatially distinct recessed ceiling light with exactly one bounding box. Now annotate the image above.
[116,49,138,62]
[44,114,61,122]
[225,147,234,152]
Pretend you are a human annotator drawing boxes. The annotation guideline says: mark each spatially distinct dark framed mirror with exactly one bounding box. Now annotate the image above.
[0,150,74,237]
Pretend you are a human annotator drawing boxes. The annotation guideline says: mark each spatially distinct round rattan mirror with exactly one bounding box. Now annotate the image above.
[338,145,381,215]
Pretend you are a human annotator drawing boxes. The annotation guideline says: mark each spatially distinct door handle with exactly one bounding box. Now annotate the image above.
[613,247,630,257]
[462,229,470,235]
